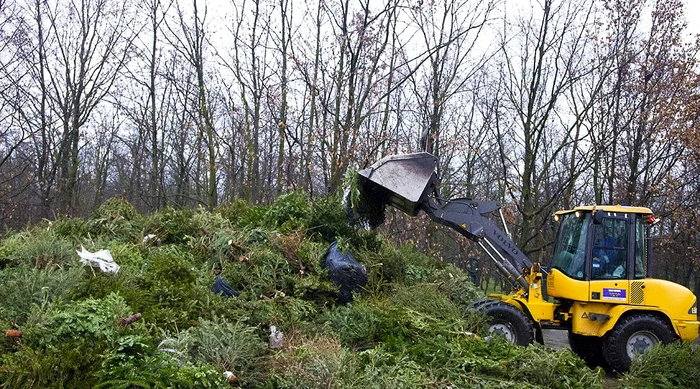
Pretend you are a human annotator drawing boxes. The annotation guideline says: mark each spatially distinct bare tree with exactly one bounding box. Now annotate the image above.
[40,0,137,214]
[619,0,695,205]
[165,0,219,208]
[495,0,601,254]
[324,0,399,193]
[0,0,56,221]
[404,0,497,197]
[270,0,292,195]
[221,0,274,203]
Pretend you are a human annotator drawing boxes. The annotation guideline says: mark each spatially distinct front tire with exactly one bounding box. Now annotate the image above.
[602,313,677,372]
[478,301,534,346]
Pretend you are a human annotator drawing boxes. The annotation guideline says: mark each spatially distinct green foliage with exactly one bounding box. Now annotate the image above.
[102,241,148,274]
[0,293,135,388]
[322,290,474,354]
[217,198,267,229]
[125,247,207,332]
[23,292,131,347]
[321,301,381,348]
[319,284,603,389]
[240,246,289,296]
[264,191,311,232]
[184,227,255,271]
[45,199,143,243]
[265,335,362,388]
[0,265,83,326]
[390,283,462,321]
[216,198,252,220]
[287,272,338,305]
[94,197,140,221]
[491,344,604,388]
[85,198,143,241]
[404,334,603,388]
[70,268,128,301]
[96,335,226,389]
[142,207,199,244]
[0,193,607,388]
[0,344,66,389]
[354,347,434,388]
[0,228,75,268]
[359,242,442,288]
[434,265,484,303]
[191,206,234,231]
[49,217,92,240]
[619,341,700,388]
[433,265,487,317]
[304,195,354,242]
[267,297,321,329]
[268,340,437,389]
[160,316,266,385]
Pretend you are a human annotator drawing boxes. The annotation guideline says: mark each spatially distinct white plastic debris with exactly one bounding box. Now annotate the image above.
[76,246,120,273]
[269,325,284,349]
[223,371,237,384]
[142,234,161,246]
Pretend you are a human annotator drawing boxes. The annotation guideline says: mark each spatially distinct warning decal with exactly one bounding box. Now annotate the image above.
[602,288,627,302]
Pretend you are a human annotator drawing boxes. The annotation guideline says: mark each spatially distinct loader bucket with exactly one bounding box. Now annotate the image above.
[358,152,437,216]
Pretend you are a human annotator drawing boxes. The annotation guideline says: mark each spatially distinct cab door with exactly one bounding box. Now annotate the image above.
[588,214,632,304]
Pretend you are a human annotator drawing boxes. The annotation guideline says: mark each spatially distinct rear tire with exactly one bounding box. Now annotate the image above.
[478,301,534,346]
[602,313,677,372]
[568,332,608,369]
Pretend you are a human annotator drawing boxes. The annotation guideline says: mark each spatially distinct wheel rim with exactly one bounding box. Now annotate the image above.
[489,322,516,343]
[626,330,659,359]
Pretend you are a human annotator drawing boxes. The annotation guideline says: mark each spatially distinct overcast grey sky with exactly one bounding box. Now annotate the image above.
[684,0,700,38]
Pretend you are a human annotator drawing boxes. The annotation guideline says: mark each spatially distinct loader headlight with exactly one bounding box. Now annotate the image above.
[689,301,697,316]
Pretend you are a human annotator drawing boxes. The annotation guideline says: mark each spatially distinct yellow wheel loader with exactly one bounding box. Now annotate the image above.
[355,152,699,372]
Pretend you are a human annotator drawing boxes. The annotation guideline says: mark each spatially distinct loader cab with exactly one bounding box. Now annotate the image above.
[548,206,654,300]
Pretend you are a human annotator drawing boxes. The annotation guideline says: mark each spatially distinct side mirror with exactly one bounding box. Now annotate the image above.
[593,210,604,225]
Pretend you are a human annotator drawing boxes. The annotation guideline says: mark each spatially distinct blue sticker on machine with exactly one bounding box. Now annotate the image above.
[602,288,627,301]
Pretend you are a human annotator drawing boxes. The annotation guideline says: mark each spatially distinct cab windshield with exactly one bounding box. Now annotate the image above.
[551,212,590,279]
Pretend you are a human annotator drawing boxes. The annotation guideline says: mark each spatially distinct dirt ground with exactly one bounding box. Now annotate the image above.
[542,329,569,350]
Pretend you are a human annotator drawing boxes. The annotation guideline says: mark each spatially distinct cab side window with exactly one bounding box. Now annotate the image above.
[591,218,628,279]
[634,217,646,278]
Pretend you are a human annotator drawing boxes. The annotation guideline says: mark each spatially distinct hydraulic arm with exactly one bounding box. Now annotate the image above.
[357,152,533,291]
[421,198,531,290]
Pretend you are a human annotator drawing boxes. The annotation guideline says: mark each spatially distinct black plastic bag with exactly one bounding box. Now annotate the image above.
[323,241,367,303]
[211,275,237,297]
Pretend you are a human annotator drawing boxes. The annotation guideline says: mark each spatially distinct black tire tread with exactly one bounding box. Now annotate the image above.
[602,313,677,373]
[477,301,534,346]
